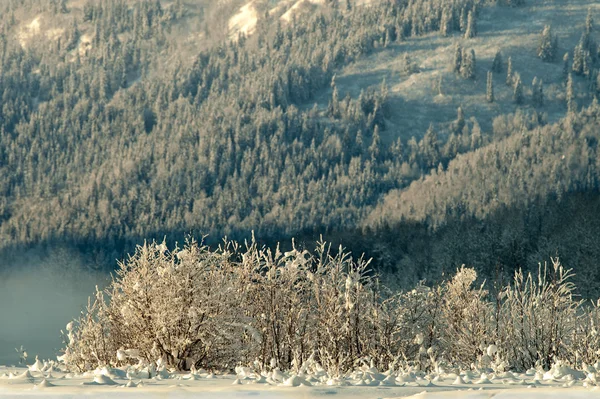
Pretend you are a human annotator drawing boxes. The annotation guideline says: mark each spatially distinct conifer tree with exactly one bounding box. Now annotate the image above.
[589,69,598,97]
[566,73,576,112]
[586,8,594,34]
[454,106,466,134]
[562,52,570,83]
[452,43,463,73]
[491,50,503,73]
[486,71,494,103]
[537,25,557,62]
[464,10,476,39]
[460,7,468,33]
[440,7,453,37]
[513,74,523,105]
[573,43,584,76]
[460,49,476,79]
[532,77,544,107]
[583,50,592,77]
[421,124,440,169]
[369,125,381,161]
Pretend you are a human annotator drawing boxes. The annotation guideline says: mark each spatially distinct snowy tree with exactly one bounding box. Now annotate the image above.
[513,74,523,104]
[452,43,463,73]
[586,8,594,34]
[491,50,503,73]
[464,10,476,39]
[563,52,570,83]
[460,49,476,79]
[537,25,557,62]
[532,77,544,107]
[506,56,513,86]
[486,71,494,103]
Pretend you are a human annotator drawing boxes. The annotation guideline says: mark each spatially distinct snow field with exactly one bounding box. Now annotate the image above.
[4,357,600,398]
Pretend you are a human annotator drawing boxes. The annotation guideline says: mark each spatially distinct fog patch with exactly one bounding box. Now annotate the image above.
[0,247,110,366]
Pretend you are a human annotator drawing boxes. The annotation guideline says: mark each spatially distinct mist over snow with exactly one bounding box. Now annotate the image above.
[0,249,108,366]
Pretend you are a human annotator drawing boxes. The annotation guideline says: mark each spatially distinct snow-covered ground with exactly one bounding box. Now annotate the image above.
[3,362,600,398]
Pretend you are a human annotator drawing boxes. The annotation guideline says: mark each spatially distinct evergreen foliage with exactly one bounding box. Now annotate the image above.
[537,25,558,62]
[486,71,494,103]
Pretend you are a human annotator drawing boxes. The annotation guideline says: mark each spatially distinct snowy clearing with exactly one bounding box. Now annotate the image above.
[2,364,600,398]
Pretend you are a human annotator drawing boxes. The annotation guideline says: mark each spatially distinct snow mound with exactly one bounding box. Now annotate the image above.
[544,362,585,381]
[326,377,351,386]
[182,373,201,381]
[475,373,492,384]
[28,356,44,372]
[83,374,119,385]
[381,374,397,386]
[34,379,55,388]
[95,367,127,380]
[283,375,306,387]
[10,370,34,382]
[452,376,467,385]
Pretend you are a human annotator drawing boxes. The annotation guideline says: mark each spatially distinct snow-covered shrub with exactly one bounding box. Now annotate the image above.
[61,238,393,374]
[439,266,494,368]
[571,300,600,368]
[60,288,115,371]
[61,239,244,371]
[307,242,377,376]
[61,242,594,375]
[498,259,582,370]
[374,283,442,372]
[231,239,316,372]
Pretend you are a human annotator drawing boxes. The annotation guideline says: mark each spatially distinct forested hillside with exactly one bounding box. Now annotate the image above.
[1,0,600,295]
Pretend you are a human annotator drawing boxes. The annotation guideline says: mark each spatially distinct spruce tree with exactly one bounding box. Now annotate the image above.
[369,125,381,161]
[573,43,584,76]
[453,43,463,73]
[537,25,557,62]
[506,56,513,86]
[513,74,523,105]
[566,73,576,112]
[440,7,452,37]
[486,71,494,103]
[421,124,440,169]
[589,69,598,97]
[464,10,476,39]
[532,77,544,107]
[460,49,476,79]
[460,7,468,33]
[586,8,594,34]
[454,106,466,134]
[583,51,591,77]
[491,50,503,73]
[562,52,570,83]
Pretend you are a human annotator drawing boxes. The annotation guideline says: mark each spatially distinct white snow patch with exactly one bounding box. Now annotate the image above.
[228,2,258,38]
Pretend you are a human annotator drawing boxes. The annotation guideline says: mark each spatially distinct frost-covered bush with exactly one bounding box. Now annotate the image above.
[498,259,582,370]
[60,242,596,374]
[60,289,115,371]
[439,267,494,368]
[63,239,244,371]
[61,238,392,373]
[572,300,600,367]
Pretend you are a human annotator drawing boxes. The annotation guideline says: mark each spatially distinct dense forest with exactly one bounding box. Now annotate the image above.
[1,0,600,295]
